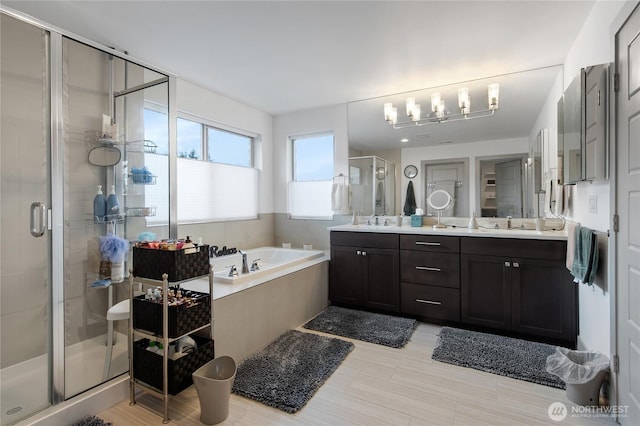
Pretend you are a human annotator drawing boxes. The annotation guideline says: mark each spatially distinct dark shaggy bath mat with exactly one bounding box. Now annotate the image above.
[431,326,565,389]
[232,330,354,413]
[303,305,416,348]
[71,416,112,426]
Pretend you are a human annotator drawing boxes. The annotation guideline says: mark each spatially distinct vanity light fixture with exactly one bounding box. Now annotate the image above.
[384,83,500,129]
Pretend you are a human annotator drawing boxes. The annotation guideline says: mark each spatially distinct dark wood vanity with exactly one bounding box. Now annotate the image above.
[330,230,577,347]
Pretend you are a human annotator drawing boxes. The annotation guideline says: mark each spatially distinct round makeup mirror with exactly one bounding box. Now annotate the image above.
[88,146,121,166]
[427,189,454,229]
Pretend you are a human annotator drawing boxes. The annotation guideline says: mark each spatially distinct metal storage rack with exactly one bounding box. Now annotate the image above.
[128,266,214,423]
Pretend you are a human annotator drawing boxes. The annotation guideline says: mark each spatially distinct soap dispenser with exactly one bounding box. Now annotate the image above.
[468,211,478,229]
[93,185,106,222]
[106,185,120,218]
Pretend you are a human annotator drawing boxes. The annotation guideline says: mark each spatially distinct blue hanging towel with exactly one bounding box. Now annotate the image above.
[570,226,599,285]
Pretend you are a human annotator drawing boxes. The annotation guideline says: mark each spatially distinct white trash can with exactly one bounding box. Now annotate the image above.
[546,347,609,406]
[192,356,236,425]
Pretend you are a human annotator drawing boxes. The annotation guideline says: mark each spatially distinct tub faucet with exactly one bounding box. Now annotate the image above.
[239,250,250,274]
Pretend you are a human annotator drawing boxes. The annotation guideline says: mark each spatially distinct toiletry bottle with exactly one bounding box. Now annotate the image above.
[468,211,478,229]
[106,185,120,219]
[93,185,106,222]
[183,236,196,254]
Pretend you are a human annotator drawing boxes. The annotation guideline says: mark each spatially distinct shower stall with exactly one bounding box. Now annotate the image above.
[1,9,172,425]
[348,156,396,216]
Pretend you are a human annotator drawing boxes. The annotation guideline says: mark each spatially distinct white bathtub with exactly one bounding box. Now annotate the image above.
[211,247,325,284]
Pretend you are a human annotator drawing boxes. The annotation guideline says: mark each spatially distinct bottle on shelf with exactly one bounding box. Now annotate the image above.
[106,185,120,218]
[93,185,106,222]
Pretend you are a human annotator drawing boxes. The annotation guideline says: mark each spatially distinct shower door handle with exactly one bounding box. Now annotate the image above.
[30,202,46,237]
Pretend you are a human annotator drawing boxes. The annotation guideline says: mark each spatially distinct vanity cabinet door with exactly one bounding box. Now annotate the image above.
[461,254,512,330]
[363,247,400,312]
[329,245,364,306]
[329,232,400,312]
[511,257,577,342]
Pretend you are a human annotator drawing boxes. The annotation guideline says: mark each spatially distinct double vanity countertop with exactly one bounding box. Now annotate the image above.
[328,223,568,241]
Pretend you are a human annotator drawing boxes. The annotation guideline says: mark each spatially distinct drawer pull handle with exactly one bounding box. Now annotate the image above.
[504,261,511,267]
[416,241,441,246]
[513,262,519,268]
[416,299,442,305]
[416,266,441,272]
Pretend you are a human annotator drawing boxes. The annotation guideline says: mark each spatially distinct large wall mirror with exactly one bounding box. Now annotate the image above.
[347,65,563,218]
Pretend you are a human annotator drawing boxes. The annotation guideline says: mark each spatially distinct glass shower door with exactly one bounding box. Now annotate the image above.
[0,13,52,424]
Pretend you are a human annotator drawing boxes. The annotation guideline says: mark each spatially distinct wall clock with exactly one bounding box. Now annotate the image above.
[404,164,418,179]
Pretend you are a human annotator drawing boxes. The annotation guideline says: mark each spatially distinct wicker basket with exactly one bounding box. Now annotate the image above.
[133,245,209,282]
[132,335,214,395]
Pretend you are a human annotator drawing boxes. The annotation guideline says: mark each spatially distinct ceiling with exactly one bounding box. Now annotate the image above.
[4,1,595,114]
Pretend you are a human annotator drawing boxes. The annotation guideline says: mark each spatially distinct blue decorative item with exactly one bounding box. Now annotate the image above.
[99,234,129,262]
[411,214,423,227]
[137,231,156,242]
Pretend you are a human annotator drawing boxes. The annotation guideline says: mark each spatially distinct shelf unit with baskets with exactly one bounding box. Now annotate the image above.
[128,265,214,423]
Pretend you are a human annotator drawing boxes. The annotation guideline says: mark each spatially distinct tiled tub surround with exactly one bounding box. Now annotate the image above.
[182,250,329,363]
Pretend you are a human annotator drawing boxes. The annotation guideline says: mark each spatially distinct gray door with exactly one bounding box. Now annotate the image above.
[616,4,640,424]
[495,159,523,218]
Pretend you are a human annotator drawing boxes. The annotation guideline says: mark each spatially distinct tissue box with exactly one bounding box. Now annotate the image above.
[132,290,211,338]
[133,245,209,282]
[132,335,214,395]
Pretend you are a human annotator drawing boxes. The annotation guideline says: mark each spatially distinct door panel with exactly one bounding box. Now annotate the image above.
[0,13,52,424]
[616,4,640,424]
[495,159,523,218]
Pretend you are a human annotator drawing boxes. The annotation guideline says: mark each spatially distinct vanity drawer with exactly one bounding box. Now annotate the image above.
[460,237,566,260]
[401,282,460,321]
[400,250,460,288]
[400,234,460,253]
[331,231,399,249]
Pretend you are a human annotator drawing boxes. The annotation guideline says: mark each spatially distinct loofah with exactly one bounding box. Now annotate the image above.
[99,234,129,262]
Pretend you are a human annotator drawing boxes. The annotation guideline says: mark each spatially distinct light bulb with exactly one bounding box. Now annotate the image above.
[431,93,441,112]
[384,103,394,121]
[405,97,415,117]
[488,83,500,110]
[458,87,470,113]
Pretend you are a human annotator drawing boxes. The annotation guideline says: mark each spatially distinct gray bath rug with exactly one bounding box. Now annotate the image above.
[232,329,354,413]
[302,305,417,348]
[71,416,112,426]
[431,326,565,389]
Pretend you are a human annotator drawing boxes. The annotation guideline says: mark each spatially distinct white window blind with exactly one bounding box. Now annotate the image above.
[288,180,333,219]
[177,158,258,223]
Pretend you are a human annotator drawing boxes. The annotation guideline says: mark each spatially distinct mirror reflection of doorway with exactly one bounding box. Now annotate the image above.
[424,162,468,217]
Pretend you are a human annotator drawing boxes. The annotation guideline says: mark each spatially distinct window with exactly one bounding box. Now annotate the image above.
[207,127,252,167]
[177,117,202,159]
[293,133,334,181]
[143,110,259,224]
[288,133,334,219]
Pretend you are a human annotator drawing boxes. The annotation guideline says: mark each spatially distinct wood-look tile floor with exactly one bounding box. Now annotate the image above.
[98,323,615,425]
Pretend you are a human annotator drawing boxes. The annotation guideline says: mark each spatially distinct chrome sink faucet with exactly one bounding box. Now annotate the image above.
[507,216,513,229]
[239,250,249,274]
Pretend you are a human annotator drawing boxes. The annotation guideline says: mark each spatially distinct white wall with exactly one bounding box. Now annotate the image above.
[558,0,632,355]
[400,137,529,215]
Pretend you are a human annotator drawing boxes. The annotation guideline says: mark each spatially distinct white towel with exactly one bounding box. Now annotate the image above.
[566,221,578,271]
[433,180,456,216]
[331,183,349,214]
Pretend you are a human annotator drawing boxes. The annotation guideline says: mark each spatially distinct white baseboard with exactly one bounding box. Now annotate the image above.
[15,375,129,426]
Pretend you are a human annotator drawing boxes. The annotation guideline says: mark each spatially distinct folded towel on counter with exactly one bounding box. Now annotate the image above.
[570,226,599,286]
[331,183,349,214]
[565,221,578,271]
